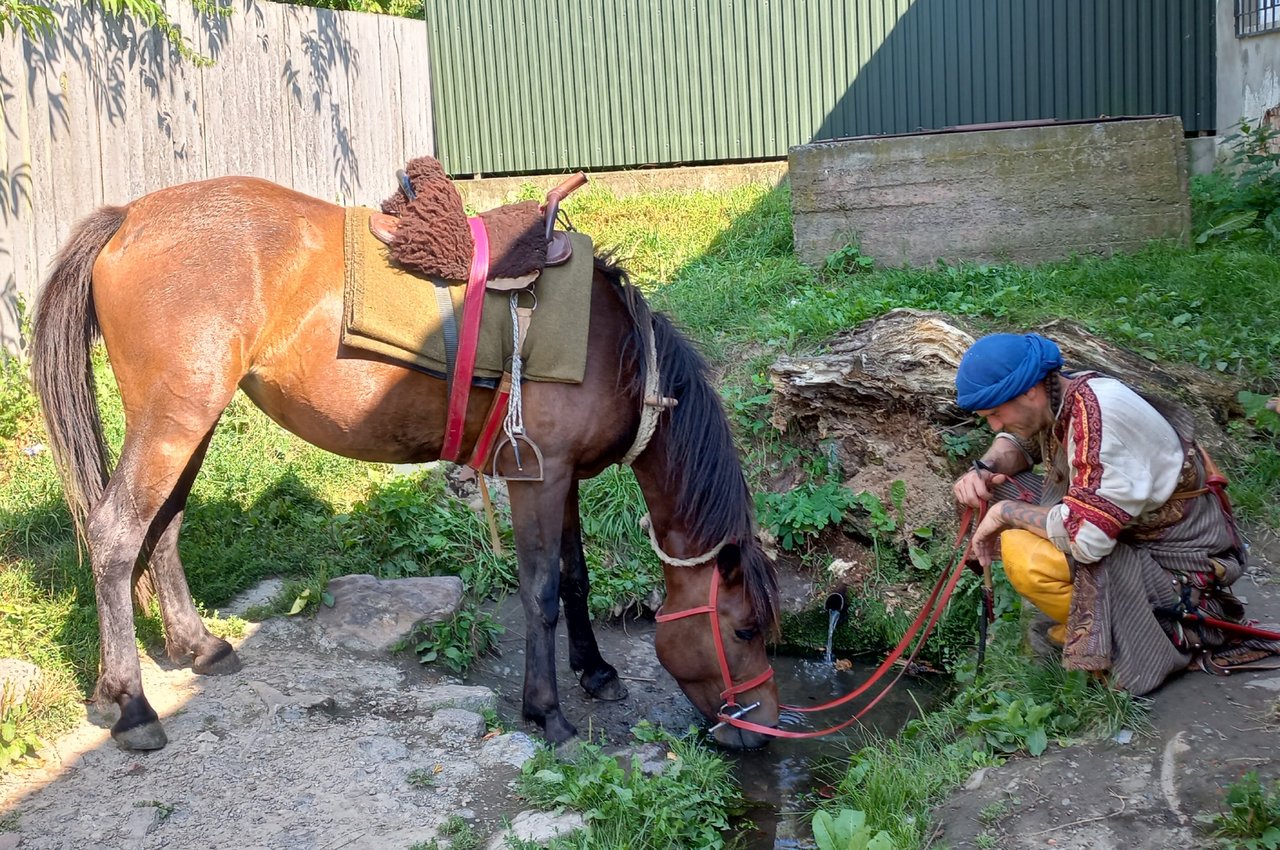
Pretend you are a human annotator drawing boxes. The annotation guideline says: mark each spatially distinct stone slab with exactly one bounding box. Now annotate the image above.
[790,116,1191,268]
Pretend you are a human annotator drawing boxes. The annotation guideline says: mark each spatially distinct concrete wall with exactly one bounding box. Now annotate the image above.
[1217,0,1280,142]
[789,117,1191,269]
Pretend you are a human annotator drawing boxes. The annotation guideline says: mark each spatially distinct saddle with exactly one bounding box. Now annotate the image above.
[363,156,590,481]
[368,156,583,288]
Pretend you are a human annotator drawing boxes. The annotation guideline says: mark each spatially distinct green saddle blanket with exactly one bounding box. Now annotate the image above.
[341,206,592,383]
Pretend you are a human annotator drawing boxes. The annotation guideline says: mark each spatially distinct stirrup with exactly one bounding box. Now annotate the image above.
[492,434,544,481]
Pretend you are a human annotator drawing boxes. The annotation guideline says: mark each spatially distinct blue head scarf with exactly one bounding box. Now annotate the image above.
[955,333,1063,411]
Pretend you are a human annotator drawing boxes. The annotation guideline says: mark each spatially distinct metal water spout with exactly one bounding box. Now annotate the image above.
[823,583,848,665]
[824,584,848,618]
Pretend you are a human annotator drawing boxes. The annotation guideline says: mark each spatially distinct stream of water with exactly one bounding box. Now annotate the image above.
[729,654,943,848]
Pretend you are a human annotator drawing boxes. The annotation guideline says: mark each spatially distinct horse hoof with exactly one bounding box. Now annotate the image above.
[113,720,168,751]
[580,670,628,701]
[193,642,241,676]
[543,714,578,745]
[112,696,168,751]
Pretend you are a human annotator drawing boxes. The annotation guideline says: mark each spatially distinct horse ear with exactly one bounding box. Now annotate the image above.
[715,543,743,583]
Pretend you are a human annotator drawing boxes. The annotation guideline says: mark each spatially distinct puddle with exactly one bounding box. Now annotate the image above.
[457,595,944,849]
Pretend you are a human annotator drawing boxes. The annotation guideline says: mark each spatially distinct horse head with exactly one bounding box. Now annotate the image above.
[654,541,780,749]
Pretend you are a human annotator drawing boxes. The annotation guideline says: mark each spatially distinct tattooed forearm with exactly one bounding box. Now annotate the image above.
[998,500,1051,537]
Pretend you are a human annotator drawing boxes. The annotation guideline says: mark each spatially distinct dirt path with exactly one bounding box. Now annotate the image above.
[0,607,545,850]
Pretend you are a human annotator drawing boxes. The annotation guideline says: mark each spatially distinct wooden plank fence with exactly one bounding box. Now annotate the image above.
[0,0,433,352]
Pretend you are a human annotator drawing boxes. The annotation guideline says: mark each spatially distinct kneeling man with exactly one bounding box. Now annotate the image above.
[952,332,1277,693]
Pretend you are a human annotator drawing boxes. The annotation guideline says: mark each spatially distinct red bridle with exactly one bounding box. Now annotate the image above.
[655,568,775,711]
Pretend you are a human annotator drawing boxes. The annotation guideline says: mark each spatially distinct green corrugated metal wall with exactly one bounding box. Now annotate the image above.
[426,0,1216,177]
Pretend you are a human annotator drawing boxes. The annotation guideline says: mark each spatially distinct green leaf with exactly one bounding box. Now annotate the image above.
[890,480,907,513]
[812,811,837,850]
[907,547,933,572]
[867,833,897,850]
[1196,209,1259,243]
[1026,727,1048,756]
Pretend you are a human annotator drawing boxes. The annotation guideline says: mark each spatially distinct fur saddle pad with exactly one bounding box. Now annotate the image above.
[341,206,593,384]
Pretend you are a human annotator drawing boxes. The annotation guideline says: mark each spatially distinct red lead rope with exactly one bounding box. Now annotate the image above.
[656,507,981,740]
[726,506,979,739]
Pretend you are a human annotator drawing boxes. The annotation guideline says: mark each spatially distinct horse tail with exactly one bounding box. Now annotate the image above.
[31,205,127,542]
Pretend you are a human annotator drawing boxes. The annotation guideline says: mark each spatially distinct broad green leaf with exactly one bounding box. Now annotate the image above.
[908,547,933,572]
[812,811,837,850]
[1196,209,1258,243]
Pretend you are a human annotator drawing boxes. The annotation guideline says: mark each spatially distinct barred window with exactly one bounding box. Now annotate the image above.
[1237,0,1280,36]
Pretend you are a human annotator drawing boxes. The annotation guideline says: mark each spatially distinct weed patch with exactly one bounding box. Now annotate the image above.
[410,605,503,674]
[517,729,741,849]
[1198,771,1280,850]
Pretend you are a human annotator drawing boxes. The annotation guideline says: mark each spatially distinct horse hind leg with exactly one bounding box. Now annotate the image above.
[559,482,627,702]
[138,430,241,676]
[91,420,228,751]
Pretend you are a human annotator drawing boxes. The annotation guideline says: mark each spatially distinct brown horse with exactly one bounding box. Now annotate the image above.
[31,176,780,751]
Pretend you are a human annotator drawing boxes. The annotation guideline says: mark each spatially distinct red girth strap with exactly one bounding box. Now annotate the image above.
[466,373,512,471]
[655,569,775,706]
[440,217,490,463]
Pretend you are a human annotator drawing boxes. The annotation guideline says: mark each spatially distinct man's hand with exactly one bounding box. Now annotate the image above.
[954,467,1007,509]
[970,501,1010,567]
[968,500,1054,567]
[1268,397,1280,415]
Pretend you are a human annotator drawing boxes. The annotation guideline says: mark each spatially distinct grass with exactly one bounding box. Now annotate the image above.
[1198,771,1280,850]
[816,608,1148,848]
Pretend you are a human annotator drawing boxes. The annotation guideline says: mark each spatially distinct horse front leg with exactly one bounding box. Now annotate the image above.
[509,474,577,744]
[560,482,627,701]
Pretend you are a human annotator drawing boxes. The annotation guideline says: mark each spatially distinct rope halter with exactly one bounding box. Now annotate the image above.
[620,319,677,466]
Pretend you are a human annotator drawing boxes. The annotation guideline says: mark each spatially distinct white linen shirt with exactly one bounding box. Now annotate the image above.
[1043,377,1183,564]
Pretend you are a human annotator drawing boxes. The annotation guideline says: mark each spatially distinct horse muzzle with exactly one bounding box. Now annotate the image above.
[711,721,774,750]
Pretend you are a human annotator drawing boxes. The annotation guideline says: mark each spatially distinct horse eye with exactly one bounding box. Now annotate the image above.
[734,628,758,642]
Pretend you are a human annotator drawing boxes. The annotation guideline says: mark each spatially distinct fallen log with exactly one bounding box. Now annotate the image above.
[768,309,1242,537]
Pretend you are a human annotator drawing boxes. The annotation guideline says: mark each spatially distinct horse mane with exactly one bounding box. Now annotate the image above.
[592,255,779,632]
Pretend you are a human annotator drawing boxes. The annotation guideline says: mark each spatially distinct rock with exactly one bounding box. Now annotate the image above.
[223,578,286,616]
[0,835,20,850]
[477,732,539,769]
[631,742,670,776]
[317,574,463,652]
[428,709,486,739]
[123,805,163,846]
[963,767,989,791]
[247,681,336,729]
[0,658,42,709]
[485,810,585,850]
[356,735,410,763]
[408,684,497,714]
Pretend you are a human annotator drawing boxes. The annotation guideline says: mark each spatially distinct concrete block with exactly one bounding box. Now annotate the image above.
[790,116,1192,269]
